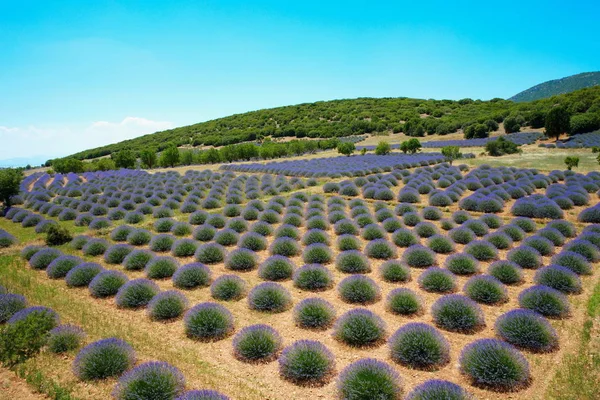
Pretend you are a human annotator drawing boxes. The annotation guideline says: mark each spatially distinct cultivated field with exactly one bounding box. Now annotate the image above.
[1,151,600,400]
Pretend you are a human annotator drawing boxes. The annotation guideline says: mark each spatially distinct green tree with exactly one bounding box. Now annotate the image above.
[399,138,421,154]
[485,137,520,156]
[95,158,116,171]
[360,148,367,155]
[503,116,521,134]
[52,158,84,173]
[159,145,180,168]
[375,141,391,155]
[112,150,136,169]
[337,142,356,156]
[140,149,157,169]
[441,146,462,164]
[180,150,194,166]
[564,156,579,170]
[545,106,571,141]
[0,168,23,212]
[464,124,489,139]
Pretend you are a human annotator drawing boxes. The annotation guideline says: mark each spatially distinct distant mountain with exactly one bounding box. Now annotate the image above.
[510,72,600,102]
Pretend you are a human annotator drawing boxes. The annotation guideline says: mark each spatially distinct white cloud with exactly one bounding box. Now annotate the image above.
[0,117,175,166]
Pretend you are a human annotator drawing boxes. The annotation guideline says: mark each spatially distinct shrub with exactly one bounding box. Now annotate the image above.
[512,217,537,233]
[150,234,176,253]
[89,217,111,230]
[127,229,152,246]
[403,245,437,268]
[65,263,103,287]
[495,309,558,353]
[336,251,370,273]
[463,220,489,237]
[392,228,419,247]
[278,340,335,385]
[389,323,450,370]
[414,222,439,238]
[47,324,86,354]
[485,232,513,250]
[250,221,273,236]
[551,251,592,275]
[225,248,258,271]
[427,234,455,254]
[46,255,82,279]
[154,218,176,233]
[507,246,542,269]
[21,245,42,261]
[337,234,362,251]
[111,225,134,242]
[534,265,582,294]
[405,380,472,400]
[29,248,62,270]
[379,260,411,283]
[500,225,526,242]
[488,261,524,284]
[146,256,179,279]
[175,390,229,400]
[193,225,216,242]
[564,239,599,262]
[449,227,475,245]
[464,275,508,305]
[73,338,135,380]
[103,244,133,265]
[334,219,359,236]
[365,239,397,260]
[112,361,185,400]
[547,220,576,238]
[89,270,128,298]
[115,279,160,309]
[147,290,188,321]
[184,303,234,341]
[189,211,209,225]
[213,229,239,247]
[418,267,456,293]
[403,212,422,227]
[82,238,111,256]
[338,275,380,304]
[432,294,485,333]
[386,288,422,316]
[173,263,211,289]
[459,339,530,391]
[45,224,73,246]
[445,253,480,275]
[303,244,333,264]
[170,238,198,258]
[518,285,570,318]
[195,243,226,264]
[248,282,292,313]
[0,294,27,323]
[523,236,555,256]
[333,308,386,347]
[233,324,282,362]
[210,275,246,301]
[120,249,151,271]
[258,256,294,281]
[361,224,386,241]
[293,298,336,329]
[465,240,498,261]
[382,218,403,233]
[337,358,401,400]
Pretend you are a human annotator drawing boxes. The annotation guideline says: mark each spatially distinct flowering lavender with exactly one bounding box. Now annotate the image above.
[184,302,234,341]
[518,285,570,318]
[495,309,558,352]
[112,361,186,400]
[73,338,136,380]
[389,323,450,370]
[333,308,386,347]
[406,379,473,400]
[248,282,292,313]
[47,324,86,353]
[8,306,59,326]
[278,340,335,384]
[0,293,27,323]
[431,294,485,333]
[232,324,282,362]
[46,255,82,279]
[29,248,62,270]
[175,390,230,400]
[337,358,401,400]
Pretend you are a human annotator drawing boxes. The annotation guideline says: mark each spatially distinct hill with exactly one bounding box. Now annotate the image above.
[510,71,600,102]
[64,86,600,162]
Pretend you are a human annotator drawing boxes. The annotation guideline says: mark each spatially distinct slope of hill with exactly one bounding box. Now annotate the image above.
[65,86,600,162]
[510,72,600,102]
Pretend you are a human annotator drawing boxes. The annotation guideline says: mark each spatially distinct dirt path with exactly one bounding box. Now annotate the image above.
[0,368,45,400]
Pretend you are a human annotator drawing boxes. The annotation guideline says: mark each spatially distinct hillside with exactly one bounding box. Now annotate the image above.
[66,86,600,162]
[510,71,600,102]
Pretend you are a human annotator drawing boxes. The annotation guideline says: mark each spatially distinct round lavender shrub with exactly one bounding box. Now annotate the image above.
[278,340,335,385]
[392,228,419,248]
[445,253,480,275]
[488,261,523,285]
[258,256,294,281]
[104,244,134,265]
[551,251,592,275]
[175,390,229,400]
[193,225,216,242]
[336,250,370,273]
[337,358,401,400]
[405,380,472,400]
[564,239,599,262]
[465,240,498,261]
[154,218,176,233]
[365,239,397,260]
[547,219,576,238]
[250,221,273,237]
[293,298,336,329]
[66,263,103,287]
[499,225,526,242]
[338,275,380,304]
[418,267,456,293]
[225,248,258,271]
[172,239,199,258]
[195,243,226,264]
[464,275,508,305]
[121,249,152,271]
[70,235,90,250]
[334,219,359,236]
[112,361,185,400]
[449,227,475,245]
[459,339,530,391]
[523,236,555,256]
[414,222,438,238]
[379,260,411,283]
[427,234,455,254]
[214,229,239,246]
[0,293,27,323]
[46,255,82,279]
[495,309,558,352]
[116,279,160,309]
[333,308,386,347]
[389,323,450,370]
[89,270,128,298]
[29,248,62,270]
[150,234,176,253]
[111,225,134,242]
[485,232,513,250]
[302,243,333,264]
[189,210,209,225]
[89,217,111,230]
[248,282,292,313]
[173,263,211,289]
[21,245,42,261]
[184,302,234,341]
[210,275,247,301]
[534,265,582,294]
[35,220,58,234]
[386,288,422,316]
[48,324,86,353]
[8,306,59,330]
[232,324,282,362]
[507,246,542,269]
[518,285,570,318]
[148,290,188,320]
[73,338,136,380]
[293,264,333,291]
[127,228,152,246]
[432,294,485,333]
[82,238,110,257]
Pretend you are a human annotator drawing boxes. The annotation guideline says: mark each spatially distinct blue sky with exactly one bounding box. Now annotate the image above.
[1,1,599,165]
